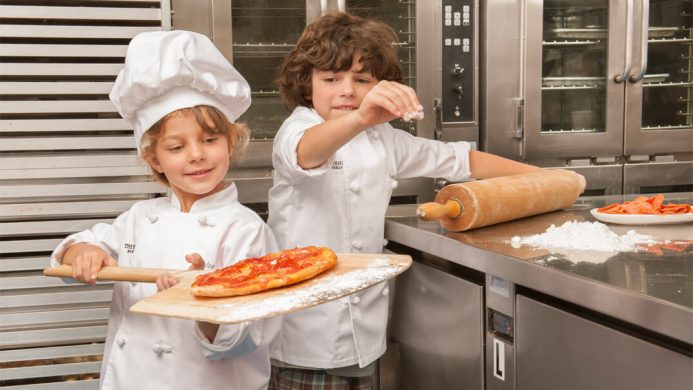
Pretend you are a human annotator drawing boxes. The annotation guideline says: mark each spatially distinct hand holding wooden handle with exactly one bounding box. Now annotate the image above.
[416,199,463,221]
[43,265,184,283]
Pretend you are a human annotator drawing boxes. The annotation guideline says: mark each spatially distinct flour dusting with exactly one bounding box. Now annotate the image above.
[218,259,407,323]
[510,221,653,252]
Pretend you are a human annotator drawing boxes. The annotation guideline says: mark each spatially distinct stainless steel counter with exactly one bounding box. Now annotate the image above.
[385,193,693,345]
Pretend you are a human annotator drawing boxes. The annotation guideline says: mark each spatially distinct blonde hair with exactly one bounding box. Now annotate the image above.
[277,12,403,111]
[140,105,250,185]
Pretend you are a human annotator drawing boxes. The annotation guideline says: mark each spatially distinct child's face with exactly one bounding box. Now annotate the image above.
[308,54,377,121]
[148,110,231,210]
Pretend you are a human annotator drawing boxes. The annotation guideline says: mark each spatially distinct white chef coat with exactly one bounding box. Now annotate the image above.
[267,107,471,368]
[50,184,280,390]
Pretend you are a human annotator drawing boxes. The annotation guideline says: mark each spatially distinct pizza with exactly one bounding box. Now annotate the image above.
[191,246,337,297]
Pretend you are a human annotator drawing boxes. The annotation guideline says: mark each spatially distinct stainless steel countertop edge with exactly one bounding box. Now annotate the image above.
[385,219,693,345]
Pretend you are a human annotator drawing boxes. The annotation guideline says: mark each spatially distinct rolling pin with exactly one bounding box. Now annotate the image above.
[417,170,581,231]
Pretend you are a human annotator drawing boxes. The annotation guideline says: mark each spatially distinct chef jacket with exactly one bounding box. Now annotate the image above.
[50,184,280,390]
[267,107,471,368]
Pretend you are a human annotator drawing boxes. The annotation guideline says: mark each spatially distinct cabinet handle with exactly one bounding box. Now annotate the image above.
[615,0,634,83]
[629,0,650,82]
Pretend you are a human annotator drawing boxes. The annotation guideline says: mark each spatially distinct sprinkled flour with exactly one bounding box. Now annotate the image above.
[510,221,653,252]
[217,259,407,323]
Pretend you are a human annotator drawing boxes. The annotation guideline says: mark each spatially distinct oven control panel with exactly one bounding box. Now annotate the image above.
[442,0,475,123]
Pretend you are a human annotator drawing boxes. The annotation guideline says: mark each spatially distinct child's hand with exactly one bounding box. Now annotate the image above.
[156,253,206,292]
[185,253,206,270]
[357,81,422,127]
[156,272,179,292]
[63,243,116,285]
[575,172,587,193]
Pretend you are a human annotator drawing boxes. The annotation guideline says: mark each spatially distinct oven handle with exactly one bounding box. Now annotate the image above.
[614,0,634,83]
[629,0,649,82]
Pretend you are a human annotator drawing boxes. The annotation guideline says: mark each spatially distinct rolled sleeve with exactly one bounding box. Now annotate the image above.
[387,125,472,181]
[273,107,332,182]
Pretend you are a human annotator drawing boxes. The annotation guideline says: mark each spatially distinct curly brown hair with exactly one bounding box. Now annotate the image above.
[140,105,250,185]
[277,12,403,111]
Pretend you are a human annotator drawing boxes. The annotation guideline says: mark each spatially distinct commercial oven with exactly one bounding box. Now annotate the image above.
[482,0,693,195]
[172,0,435,203]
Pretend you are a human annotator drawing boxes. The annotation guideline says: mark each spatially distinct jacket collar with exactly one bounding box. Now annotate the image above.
[170,182,238,213]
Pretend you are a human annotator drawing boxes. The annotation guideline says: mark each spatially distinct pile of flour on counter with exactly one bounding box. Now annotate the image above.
[510,221,653,252]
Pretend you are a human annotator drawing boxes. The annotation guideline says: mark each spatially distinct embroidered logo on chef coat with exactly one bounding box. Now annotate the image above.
[331,160,344,171]
[124,243,135,253]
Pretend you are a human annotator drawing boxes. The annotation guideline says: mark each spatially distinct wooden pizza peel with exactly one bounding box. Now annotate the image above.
[44,253,411,324]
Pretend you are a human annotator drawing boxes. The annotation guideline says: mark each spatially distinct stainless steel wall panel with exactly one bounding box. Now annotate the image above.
[0,119,131,133]
[1,182,165,199]
[0,64,123,77]
[1,308,110,329]
[0,257,49,272]
[0,220,113,238]
[0,44,128,58]
[0,3,170,386]
[1,137,134,152]
[0,201,138,220]
[1,154,140,170]
[0,25,158,39]
[1,362,102,381]
[0,5,161,21]
[0,326,108,350]
[0,82,115,96]
[0,344,104,364]
[1,239,64,254]
[1,291,113,309]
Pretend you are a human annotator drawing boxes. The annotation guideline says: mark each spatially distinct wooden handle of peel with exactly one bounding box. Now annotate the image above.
[43,265,183,283]
[416,200,463,221]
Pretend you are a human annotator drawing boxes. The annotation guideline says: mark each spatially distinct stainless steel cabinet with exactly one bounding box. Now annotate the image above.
[385,261,484,390]
[515,295,693,390]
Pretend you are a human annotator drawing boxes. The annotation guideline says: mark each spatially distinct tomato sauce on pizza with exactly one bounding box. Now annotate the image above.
[191,246,337,297]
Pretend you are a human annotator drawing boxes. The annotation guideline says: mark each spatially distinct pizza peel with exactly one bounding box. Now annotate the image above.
[43,253,412,324]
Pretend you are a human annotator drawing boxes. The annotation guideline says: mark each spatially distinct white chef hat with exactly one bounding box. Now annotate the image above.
[109,30,251,153]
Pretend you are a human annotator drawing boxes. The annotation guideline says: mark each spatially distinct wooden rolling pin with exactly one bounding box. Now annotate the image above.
[43,265,189,283]
[417,170,581,231]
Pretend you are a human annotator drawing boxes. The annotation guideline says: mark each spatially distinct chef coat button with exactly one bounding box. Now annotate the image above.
[382,288,389,296]
[116,337,126,347]
[350,184,361,193]
[391,180,399,189]
[153,344,163,355]
[197,215,217,227]
[382,239,388,247]
[351,241,362,250]
[147,214,158,223]
[352,296,361,305]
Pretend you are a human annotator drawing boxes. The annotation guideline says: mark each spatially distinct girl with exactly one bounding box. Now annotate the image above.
[50,30,279,390]
[267,12,586,389]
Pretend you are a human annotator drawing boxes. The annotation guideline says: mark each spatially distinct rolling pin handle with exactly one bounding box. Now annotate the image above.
[416,199,464,220]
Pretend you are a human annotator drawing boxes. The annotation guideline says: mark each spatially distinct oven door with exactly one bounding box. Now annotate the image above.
[624,0,693,157]
[524,0,625,161]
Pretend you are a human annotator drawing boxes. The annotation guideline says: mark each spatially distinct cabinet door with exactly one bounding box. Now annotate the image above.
[516,295,693,390]
[624,0,693,155]
[524,0,624,160]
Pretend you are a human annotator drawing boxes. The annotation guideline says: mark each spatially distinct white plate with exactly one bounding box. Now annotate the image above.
[590,209,693,225]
